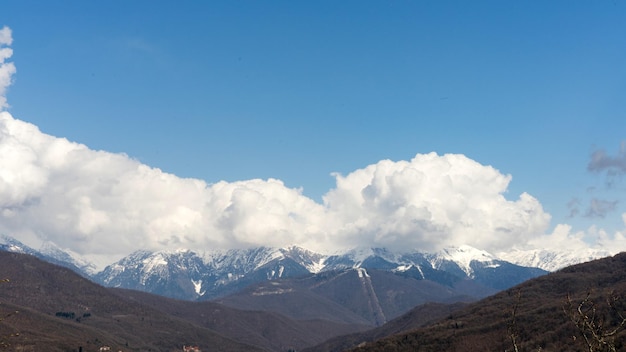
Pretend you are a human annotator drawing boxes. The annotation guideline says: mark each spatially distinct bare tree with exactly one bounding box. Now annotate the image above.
[507,289,544,352]
[564,290,626,352]
[508,289,522,352]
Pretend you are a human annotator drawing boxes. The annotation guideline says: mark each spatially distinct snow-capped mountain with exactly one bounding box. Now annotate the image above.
[94,246,322,300]
[498,248,613,272]
[0,233,615,301]
[0,234,39,256]
[428,245,498,277]
[93,244,551,300]
[94,249,208,299]
[0,234,95,277]
[38,241,98,276]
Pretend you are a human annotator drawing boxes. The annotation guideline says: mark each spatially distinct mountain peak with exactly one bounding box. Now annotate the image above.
[39,240,98,275]
[279,245,327,273]
[440,245,496,261]
[429,245,498,277]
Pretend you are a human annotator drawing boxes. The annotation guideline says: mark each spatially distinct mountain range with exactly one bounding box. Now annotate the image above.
[1,235,550,301]
[0,234,560,328]
[0,233,616,328]
[1,241,624,351]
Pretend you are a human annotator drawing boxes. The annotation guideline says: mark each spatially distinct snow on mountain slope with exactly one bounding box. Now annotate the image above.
[0,234,39,256]
[94,249,210,299]
[39,241,98,276]
[1,234,96,276]
[323,247,405,272]
[201,247,283,274]
[1,233,554,301]
[280,246,327,273]
[428,245,498,277]
[93,243,549,300]
[94,246,321,299]
[498,248,612,272]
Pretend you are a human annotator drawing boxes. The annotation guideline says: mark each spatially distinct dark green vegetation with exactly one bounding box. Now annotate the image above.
[0,252,366,351]
[334,252,626,352]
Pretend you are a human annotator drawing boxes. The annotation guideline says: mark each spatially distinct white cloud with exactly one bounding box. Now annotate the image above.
[0,110,555,259]
[0,26,16,110]
[0,112,329,263]
[3,110,625,269]
[0,26,11,45]
[323,153,551,252]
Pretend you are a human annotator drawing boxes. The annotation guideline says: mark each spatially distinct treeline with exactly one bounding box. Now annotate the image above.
[55,312,91,320]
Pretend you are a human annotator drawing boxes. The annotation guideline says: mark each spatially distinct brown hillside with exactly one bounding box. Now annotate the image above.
[304,302,468,352]
[349,252,626,352]
[0,251,265,352]
[0,251,373,352]
[110,287,369,351]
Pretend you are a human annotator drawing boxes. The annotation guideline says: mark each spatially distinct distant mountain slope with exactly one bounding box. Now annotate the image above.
[347,252,626,352]
[0,234,95,277]
[214,268,487,326]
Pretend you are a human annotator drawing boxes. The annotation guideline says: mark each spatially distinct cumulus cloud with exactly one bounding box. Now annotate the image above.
[0,26,16,110]
[0,112,328,262]
[323,153,551,252]
[0,110,558,266]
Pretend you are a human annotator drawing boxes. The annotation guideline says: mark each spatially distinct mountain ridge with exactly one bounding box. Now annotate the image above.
[1,233,611,278]
[0,234,611,304]
[93,244,549,301]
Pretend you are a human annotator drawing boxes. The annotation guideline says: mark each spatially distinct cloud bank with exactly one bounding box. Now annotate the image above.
[323,154,551,252]
[0,110,566,265]
[2,109,625,268]
[0,112,328,256]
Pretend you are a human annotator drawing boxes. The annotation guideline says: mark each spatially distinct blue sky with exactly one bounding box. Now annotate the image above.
[1,1,625,264]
